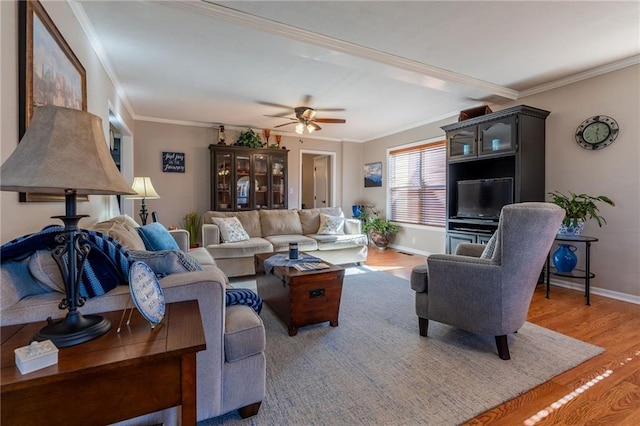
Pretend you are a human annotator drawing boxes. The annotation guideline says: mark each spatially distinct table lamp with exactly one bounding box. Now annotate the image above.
[126,177,160,225]
[0,105,136,347]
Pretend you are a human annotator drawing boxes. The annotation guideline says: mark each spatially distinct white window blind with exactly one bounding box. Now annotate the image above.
[389,141,446,227]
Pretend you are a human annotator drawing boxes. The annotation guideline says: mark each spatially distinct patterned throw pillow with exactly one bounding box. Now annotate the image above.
[317,214,345,235]
[480,232,498,259]
[212,217,250,242]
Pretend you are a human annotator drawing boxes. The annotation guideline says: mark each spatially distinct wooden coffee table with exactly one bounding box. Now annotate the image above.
[255,253,345,336]
[1,300,206,426]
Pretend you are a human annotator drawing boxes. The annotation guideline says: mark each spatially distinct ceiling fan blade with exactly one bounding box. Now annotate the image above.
[309,122,322,132]
[314,118,346,124]
[257,101,294,110]
[313,108,346,112]
[264,114,295,119]
[301,94,312,106]
[274,122,296,128]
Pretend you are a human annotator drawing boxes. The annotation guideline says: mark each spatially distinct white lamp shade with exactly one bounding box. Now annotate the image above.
[127,177,160,199]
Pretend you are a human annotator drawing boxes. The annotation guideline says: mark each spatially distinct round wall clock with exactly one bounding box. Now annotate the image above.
[575,115,619,150]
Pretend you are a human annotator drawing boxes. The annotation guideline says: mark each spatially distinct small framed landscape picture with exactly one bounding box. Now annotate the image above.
[162,151,185,173]
[364,162,382,187]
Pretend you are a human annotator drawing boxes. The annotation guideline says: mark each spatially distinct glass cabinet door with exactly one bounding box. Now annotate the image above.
[271,156,286,208]
[253,154,268,209]
[448,128,476,160]
[235,154,251,209]
[215,153,232,210]
[478,116,517,156]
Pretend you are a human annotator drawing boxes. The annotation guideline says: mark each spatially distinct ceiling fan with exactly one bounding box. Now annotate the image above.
[260,95,346,135]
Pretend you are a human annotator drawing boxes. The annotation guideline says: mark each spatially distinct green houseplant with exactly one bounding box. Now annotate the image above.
[235,129,263,148]
[183,211,200,247]
[548,190,615,234]
[360,207,400,249]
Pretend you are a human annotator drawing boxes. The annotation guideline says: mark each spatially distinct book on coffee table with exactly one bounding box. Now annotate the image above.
[292,262,331,271]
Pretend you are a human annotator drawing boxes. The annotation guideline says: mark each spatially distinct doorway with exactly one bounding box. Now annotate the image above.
[300,151,336,209]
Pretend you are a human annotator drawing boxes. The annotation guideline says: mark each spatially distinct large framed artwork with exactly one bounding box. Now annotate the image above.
[18,0,88,202]
[364,162,382,188]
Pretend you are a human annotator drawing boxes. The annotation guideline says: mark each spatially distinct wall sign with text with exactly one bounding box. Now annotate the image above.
[162,152,185,173]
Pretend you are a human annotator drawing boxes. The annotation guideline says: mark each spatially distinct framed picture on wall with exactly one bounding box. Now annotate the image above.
[18,0,88,202]
[364,162,382,187]
[163,152,185,173]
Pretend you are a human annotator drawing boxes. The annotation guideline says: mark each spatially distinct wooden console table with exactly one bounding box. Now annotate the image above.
[1,300,206,426]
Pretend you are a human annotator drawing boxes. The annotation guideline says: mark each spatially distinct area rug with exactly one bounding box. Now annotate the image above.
[201,269,603,425]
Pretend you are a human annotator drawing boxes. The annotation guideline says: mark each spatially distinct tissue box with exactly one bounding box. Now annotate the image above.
[14,340,59,375]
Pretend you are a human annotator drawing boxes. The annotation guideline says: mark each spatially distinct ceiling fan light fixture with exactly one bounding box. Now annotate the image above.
[306,123,316,133]
[295,122,305,134]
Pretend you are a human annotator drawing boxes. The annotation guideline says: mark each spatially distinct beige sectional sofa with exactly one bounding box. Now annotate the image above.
[201,207,369,278]
[1,215,266,423]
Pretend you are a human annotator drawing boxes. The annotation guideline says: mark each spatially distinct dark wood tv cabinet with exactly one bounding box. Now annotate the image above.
[442,105,550,253]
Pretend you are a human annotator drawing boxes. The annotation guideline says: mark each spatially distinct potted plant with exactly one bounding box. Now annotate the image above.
[235,129,263,148]
[548,190,615,235]
[183,211,200,248]
[360,207,400,249]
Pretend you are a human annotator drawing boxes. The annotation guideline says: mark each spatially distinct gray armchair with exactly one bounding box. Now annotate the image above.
[410,202,564,360]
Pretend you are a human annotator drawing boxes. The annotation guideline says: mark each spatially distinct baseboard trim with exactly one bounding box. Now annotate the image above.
[388,244,432,258]
[548,278,640,305]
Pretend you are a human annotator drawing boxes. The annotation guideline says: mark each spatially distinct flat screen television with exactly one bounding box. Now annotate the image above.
[456,178,513,220]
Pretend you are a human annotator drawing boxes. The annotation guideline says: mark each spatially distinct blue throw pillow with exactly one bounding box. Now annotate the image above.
[137,223,180,251]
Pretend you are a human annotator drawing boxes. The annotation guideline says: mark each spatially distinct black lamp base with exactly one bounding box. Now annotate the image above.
[33,312,111,348]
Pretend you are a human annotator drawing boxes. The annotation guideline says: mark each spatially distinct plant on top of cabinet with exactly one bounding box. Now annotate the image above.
[235,129,263,148]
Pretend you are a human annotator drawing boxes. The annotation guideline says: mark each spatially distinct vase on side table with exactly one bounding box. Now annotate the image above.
[552,244,578,273]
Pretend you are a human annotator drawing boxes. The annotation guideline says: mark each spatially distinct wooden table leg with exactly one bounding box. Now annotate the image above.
[181,352,198,425]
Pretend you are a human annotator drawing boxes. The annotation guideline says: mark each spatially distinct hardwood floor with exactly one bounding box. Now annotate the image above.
[364,247,640,425]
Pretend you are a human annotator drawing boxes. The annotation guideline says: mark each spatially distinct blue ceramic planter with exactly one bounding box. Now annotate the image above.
[553,244,578,273]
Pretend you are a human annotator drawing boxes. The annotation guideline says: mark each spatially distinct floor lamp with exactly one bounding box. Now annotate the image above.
[127,177,160,225]
[0,105,136,347]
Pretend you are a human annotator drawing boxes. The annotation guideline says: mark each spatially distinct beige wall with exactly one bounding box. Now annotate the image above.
[1,0,132,243]
[497,65,640,298]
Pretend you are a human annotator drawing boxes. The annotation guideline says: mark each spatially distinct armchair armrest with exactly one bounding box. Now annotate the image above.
[169,229,189,252]
[202,223,221,246]
[344,218,363,235]
[455,243,485,258]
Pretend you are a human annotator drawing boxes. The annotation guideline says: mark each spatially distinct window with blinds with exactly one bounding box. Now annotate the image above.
[389,141,446,227]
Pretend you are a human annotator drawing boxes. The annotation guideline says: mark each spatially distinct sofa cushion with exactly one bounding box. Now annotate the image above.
[28,250,66,293]
[264,235,318,253]
[298,207,344,234]
[186,247,216,266]
[92,217,146,250]
[137,222,180,251]
[2,260,51,311]
[128,250,203,277]
[317,213,345,235]
[224,305,266,363]
[204,210,262,238]
[260,210,303,236]
[311,233,369,250]
[205,237,273,259]
[211,217,250,243]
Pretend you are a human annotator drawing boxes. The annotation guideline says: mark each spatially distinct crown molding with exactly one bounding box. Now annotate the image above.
[519,55,640,98]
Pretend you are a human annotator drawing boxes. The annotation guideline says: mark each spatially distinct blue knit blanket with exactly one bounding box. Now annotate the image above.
[1,226,262,314]
[1,225,131,298]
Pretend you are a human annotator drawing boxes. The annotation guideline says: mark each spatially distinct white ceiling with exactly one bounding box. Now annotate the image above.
[73,0,640,142]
